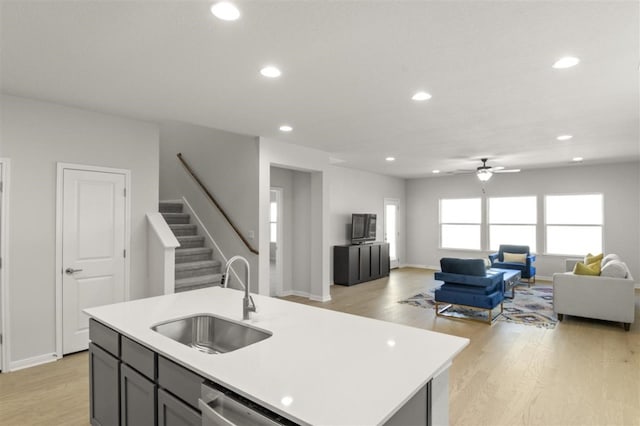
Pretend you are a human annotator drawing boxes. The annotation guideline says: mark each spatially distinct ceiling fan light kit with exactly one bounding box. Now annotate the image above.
[476,158,493,182]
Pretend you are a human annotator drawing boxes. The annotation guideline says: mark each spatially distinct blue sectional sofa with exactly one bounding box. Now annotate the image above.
[434,258,505,323]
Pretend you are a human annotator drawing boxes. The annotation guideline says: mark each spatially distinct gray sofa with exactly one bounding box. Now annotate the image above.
[553,255,635,331]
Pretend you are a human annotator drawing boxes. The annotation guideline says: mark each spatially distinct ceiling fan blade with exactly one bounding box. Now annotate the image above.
[494,168,521,173]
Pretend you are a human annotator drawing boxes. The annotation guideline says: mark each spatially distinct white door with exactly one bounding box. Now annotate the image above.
[384,199,400,269]
[62,169,126,354]
[269,188,284,296]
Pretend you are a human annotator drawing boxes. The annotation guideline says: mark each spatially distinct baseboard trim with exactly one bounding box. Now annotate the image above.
[9,352,58,372]
[278,290,330,302]
[402,264,437,270]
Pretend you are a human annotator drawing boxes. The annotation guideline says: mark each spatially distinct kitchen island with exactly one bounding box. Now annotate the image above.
[85,286,468,425]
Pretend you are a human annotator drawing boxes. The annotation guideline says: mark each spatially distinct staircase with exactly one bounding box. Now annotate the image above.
[159,202,222,293]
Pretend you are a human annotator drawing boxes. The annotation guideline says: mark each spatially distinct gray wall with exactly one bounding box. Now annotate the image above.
[0,95,159,367]
[159,122,259,292]
[328,165,406,279]
[406,162,640,279]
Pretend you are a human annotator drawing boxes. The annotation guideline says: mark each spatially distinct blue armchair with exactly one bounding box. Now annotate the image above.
[488,244,536,285]
[434,258,505,323]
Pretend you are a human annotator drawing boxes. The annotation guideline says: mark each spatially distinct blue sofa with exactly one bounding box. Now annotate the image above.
[434,258,505,323]
[488,244,536,285]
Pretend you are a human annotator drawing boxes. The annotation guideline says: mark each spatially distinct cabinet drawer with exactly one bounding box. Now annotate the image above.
[89,319,119,357]
[121,335,156,380]
[158,356,205,410]
[158,388,201,426]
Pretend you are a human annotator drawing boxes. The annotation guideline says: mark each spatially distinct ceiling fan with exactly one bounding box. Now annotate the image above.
[475,158,520,181]
[439,158,520,181]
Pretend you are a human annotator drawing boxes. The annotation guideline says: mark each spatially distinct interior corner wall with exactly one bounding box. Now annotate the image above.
[0,95,159,367]
[328,165,406,280]
[258,138,330,300]
[158,122,259,292]
[406,162,640,280]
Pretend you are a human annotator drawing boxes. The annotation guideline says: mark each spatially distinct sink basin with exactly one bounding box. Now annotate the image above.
[151,314,272,354]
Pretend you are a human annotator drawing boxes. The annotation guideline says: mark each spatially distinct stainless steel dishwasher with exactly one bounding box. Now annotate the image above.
[199,382,297,426]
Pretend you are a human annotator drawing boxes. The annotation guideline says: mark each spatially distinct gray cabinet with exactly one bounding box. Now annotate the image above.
[120,364,156,426]
[158,388,201,426]
[89,342,120,426]
[89,319,203,426]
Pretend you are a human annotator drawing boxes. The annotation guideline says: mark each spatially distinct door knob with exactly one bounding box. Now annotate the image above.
[65,267,83,274]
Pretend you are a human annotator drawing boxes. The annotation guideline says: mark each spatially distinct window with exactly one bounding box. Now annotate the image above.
[440,198,481,250]
[545,194,603,255]
[488,196,537,252]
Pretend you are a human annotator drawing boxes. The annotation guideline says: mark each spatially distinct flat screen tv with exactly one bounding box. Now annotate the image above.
[351,213,376,244]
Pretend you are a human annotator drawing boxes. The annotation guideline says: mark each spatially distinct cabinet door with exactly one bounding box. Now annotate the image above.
[121,364,156,426]
[158,388,201,426]
[370,244,381,277]
[359,245,371,281]
[379,243,390,275]
[89,343,120,426]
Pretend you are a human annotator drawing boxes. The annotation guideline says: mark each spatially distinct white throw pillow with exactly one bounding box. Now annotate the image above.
[601,253,621,267]
[600,260,628,279]
[503,252,526,264]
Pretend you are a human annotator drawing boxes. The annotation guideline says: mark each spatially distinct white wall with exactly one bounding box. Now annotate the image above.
[406,162,640,280]
[0,95,158,368]
[328,165,406,278]
[159,122,259,292]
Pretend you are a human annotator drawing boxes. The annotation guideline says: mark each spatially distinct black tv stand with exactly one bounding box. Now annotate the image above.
[333,242,390,286]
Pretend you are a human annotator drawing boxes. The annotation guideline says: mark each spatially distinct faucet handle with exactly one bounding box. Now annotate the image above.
[248,295,257,313]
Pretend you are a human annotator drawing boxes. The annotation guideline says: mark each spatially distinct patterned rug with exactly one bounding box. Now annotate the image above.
[399,284,557,328]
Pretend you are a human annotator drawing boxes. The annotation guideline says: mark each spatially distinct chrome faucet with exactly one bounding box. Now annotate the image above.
[221,255,256,320]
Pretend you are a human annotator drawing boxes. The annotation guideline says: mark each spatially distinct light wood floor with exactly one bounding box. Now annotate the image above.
[1,267,638,426]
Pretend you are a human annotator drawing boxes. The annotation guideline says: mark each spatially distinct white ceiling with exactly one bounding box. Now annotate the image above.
[1,1,638,178]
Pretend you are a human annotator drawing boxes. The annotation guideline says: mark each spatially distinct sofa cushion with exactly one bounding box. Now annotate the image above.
[600,260,628,278]
[601,253,621,267]
[434,271,504,288]
[503,252,526,264]
[573,261,601,276]
[440,258,486,276]
[434,287,504,309]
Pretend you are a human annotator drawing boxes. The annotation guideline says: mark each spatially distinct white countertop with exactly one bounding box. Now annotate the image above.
[85,287,469,425]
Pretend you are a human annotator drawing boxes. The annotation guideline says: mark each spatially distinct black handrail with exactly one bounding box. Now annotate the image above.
[177,153,259,255]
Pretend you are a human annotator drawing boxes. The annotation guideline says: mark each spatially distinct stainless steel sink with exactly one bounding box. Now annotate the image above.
[151,314,272,354]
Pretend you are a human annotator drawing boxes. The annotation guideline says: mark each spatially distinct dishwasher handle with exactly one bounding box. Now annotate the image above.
[199,398,235,426]
[199,384,282,426]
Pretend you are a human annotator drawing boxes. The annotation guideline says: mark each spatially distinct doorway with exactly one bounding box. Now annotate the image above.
[384,198,400,269]
[0,159,9,371]
[56,164,130,355]
[269,188,284,296]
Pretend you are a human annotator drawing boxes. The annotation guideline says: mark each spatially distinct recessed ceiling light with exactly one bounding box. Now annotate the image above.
[260,66,281,78]
[557,134,573,141]
[210,2,240,21]
[385,157,396,162]
[572,157,584,162]
[279,125,293,132]
[552,56,580,69]
[432,170,440,174]
[411,91,432,101]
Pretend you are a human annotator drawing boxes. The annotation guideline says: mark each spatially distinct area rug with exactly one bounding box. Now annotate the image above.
[399,284,557,328]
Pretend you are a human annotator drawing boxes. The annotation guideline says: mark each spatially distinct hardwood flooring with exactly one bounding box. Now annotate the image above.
[0,267,638,425]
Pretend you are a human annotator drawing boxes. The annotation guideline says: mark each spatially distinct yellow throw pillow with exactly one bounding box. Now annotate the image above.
[573,261,601,276]
[503,252,527,264]
[584,253,603,265]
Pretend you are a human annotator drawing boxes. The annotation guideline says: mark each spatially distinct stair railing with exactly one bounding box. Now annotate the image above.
[177,153,259,255]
